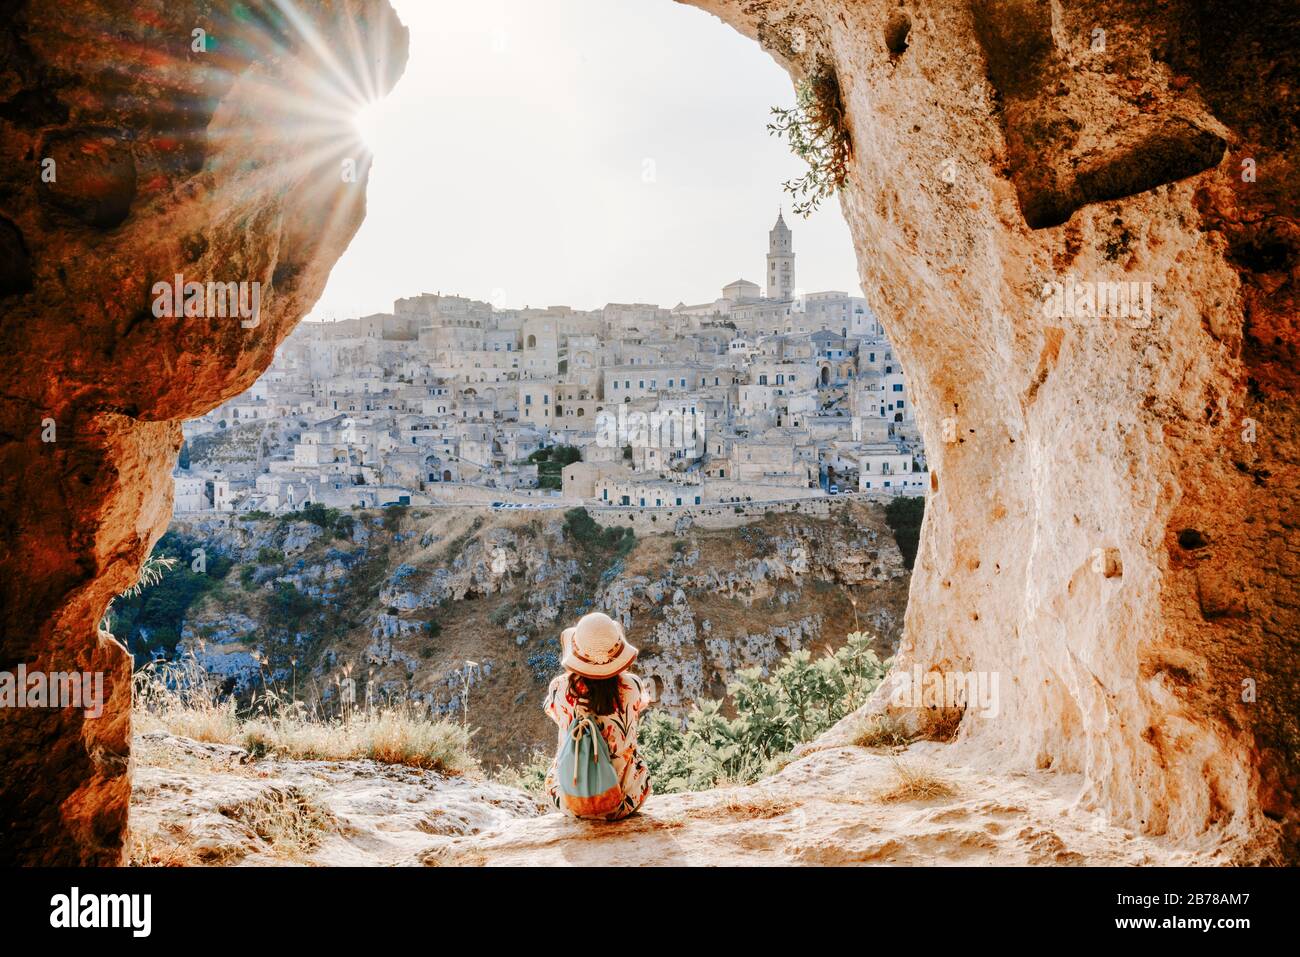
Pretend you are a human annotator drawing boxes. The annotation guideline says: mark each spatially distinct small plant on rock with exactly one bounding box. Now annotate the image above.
[768,70,853,216]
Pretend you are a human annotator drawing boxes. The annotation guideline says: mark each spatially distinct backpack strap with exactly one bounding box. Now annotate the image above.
[567,715,602,786]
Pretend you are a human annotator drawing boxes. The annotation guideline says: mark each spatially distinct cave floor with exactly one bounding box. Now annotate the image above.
[129,732,1227,867]
[426,742,1226,867]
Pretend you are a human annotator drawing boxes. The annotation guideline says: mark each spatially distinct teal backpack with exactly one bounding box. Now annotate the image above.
[557,714,623,818]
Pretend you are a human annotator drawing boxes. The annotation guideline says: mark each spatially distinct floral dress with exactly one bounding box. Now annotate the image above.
[543,672,652,821]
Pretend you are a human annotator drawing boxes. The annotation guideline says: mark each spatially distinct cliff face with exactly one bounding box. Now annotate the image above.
[161,502,909,767]
[0,0,407,864]
[686,0,1298,860]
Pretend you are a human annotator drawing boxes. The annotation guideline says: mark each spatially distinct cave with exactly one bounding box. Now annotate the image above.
[1,0,1296,866]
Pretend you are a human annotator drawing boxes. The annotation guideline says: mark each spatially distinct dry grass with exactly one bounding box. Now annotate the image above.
[134,665,242,745]
[240,710,473,772]
[849,714,912,750]
[129,785,338,866]
[761,752,796,778]
[216,785,337,860]
[125,824,205,867]
[135,655,475,774]
[712,790,799,820]
[875,759,957,804]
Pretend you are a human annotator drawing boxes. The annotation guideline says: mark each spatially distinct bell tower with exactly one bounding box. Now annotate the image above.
[766,210,795,300]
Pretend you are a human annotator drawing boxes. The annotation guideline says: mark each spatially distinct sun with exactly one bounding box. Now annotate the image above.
[351,98,390,153]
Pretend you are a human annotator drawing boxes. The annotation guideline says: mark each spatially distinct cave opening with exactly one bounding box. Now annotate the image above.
[2,0,1296,867]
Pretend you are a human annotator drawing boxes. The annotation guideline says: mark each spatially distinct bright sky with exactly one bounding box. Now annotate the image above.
[307,0,862,320]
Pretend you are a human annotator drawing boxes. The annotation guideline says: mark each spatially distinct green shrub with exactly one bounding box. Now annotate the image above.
[495,749,552,796]
[563,508,633,554]
[106,532,233,664]
[883,495,925,570]
[640,631,888,793]
[382,504,408,532]
[265,582,322,633]
[296,502,342,532]
[535,446,581,490]
[551,445,582,467]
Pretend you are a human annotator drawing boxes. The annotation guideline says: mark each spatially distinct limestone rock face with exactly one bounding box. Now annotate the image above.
[0,0,407,864]
[159,504,907,765]
[686,0,1297,860]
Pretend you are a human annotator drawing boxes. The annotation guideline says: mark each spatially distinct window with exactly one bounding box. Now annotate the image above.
[892,383,903,392]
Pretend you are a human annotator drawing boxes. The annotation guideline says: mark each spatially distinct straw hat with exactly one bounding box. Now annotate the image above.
[561,612,637,678]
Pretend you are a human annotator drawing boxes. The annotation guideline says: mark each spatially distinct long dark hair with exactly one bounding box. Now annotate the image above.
[568,672,621,717]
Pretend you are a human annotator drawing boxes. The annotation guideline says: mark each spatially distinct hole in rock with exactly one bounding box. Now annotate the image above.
[69,0,935,867]
[884,11,912,56]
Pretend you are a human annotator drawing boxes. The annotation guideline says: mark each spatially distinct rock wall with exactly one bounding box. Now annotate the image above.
[589,495,834,532]
[0,0,407,864]
[685,0,1297,860]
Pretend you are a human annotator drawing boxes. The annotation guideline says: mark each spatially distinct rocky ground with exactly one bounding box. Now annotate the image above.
[128,731,543,866]
[129,726,1223,867]
[157,500,910,768]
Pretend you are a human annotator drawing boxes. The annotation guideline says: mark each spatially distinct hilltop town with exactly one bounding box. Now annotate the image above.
[174,214,929,516]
